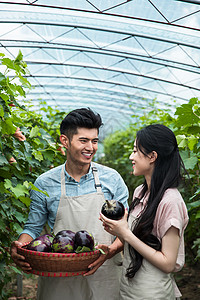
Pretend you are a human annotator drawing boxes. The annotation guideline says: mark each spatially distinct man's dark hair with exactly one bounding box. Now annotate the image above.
[60,107,103,140]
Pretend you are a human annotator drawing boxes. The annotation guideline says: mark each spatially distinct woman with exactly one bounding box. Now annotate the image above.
[100,124,189,299]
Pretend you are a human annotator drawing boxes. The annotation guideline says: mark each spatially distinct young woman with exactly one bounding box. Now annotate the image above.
[100,124,189,299]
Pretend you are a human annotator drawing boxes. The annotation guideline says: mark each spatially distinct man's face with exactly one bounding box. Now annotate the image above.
[61,127,99,166]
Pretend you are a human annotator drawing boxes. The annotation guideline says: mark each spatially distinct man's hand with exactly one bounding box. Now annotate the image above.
[83,237,124,276]
[83,244,111,276]
[10,241,32,273]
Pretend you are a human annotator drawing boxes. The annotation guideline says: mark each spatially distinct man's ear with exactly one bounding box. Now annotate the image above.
[149,151,157,163]
[59,134,69,149]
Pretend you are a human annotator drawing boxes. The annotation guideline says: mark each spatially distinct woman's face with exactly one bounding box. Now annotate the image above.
[129,140,155,179]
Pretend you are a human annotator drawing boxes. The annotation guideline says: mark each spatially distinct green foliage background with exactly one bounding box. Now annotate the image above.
[0,51,67,299]
[0,51,199,298]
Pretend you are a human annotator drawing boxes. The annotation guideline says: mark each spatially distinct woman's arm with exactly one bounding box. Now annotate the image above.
[123,226,180,273]
[100,210,180,274]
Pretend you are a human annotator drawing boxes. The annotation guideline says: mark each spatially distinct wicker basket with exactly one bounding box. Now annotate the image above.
[17,244,101,277]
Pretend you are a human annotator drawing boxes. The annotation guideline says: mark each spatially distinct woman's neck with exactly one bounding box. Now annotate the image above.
[145,176,151,191]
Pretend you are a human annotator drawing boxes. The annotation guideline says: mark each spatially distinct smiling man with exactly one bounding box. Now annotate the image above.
[11,107,129,300]
[60,127,99,181]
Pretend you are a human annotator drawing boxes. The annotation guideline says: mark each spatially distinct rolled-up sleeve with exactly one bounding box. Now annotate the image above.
[21,179,48,239]
[155,194,188,239]
[153,188,189,272]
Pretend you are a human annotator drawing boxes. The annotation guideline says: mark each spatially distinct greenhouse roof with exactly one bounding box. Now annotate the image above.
[0,0,200,139]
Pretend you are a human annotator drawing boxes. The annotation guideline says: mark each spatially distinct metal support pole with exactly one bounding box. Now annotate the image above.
[17,273,23,297]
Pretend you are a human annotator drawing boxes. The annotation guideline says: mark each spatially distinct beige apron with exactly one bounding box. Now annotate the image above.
[37,164,122,300]
[119,213,176,300]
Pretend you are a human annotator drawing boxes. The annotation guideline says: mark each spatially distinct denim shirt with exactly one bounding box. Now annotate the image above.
[22,162,129,239]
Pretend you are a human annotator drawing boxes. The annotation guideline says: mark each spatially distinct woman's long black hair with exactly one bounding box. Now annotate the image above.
[126,124,186,278]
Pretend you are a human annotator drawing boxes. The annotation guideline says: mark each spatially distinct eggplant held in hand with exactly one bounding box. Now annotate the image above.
[101,200,125,220]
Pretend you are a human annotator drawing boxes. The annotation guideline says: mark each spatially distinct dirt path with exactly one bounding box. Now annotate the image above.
[175,264,200,300]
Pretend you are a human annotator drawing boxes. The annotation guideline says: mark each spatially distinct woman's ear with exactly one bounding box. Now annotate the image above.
[59,134,69,149]
[149,151,157,163]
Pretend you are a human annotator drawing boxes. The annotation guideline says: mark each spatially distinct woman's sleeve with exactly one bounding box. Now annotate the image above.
[155,189,189,239]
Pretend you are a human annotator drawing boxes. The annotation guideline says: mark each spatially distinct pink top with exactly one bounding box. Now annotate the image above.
[132,185,189,272]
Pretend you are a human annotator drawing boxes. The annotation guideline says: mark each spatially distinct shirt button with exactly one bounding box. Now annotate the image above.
[78,184,80,187]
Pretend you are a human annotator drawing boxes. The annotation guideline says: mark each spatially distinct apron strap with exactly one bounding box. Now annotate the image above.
[61,163,103,196]
[61,165,66,197]
[91,163,103,193]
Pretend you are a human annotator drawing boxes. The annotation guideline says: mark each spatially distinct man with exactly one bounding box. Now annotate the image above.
[11,108,129,300]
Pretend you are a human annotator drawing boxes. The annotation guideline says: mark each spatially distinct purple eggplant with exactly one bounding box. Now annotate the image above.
[74,230,95,253]
[101,200,125,220]
[52,231,75,253]
[55,230,75,241]
[38,234,54,247]
[26,234,53,252]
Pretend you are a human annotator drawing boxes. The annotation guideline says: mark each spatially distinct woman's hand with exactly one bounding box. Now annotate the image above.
[99,209,130,240]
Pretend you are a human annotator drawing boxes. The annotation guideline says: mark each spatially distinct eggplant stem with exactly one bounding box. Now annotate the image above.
[106,200,112,209]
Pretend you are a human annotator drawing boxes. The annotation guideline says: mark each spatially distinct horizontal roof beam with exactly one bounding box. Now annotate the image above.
[1,1,200,32]
[2,42,200,74]
[23,74,189,101]
[22,60,200,92]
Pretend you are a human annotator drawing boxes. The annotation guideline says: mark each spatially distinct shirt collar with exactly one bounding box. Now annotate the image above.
[139,191,149,205]
[63,161,93,181]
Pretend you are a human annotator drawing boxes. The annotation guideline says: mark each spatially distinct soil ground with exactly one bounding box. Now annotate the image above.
[8,264,200,300]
